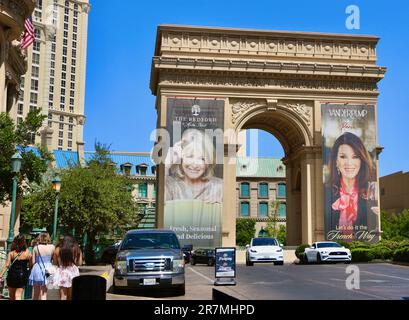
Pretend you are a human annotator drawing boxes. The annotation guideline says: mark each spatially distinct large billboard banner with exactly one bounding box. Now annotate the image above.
[165,98,225,248]
[322,104,380,243]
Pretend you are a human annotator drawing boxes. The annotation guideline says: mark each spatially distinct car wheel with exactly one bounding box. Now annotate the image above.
[345,261,351,264]
[191,258,196,265]
[316,253,322,264]
[304,254,309,264]
[246,257,254,266]
[274,261,284,266]
[208,259,214,266]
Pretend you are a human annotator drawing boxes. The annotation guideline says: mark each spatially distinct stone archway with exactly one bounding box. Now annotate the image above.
[232,99,314,245]
[150,25,386,247]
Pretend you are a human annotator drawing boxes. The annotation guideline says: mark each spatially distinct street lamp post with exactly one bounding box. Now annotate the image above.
[6,152,22,253]
[52,175,62,244]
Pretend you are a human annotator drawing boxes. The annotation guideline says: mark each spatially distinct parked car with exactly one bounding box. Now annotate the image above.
[246,237,284,266]
[100,240,121,266]
[304,241,351,264]
[190,248,215,266]
[182,244,193,263]
[113,229,185,295]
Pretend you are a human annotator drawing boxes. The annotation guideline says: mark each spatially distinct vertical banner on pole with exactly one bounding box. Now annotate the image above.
[165,98,225,249]
[322,104,380,243]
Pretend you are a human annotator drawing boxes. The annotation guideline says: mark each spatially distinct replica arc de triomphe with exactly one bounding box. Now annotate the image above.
[150,25,386,246]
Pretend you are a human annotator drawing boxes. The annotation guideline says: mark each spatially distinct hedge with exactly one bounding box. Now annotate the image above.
[295,244,311,264]
[393,247,409,263]
[351,248,374,262]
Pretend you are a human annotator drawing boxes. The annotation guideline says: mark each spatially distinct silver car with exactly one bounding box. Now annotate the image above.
[113,229,185,295]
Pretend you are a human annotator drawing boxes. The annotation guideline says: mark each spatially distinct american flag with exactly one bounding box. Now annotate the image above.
[20,16,35,49]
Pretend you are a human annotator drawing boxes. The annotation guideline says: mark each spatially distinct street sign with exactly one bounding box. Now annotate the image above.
[214,247,236,286]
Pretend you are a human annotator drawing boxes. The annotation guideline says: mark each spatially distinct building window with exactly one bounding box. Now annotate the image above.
[58,139,63,147]
[240,202,250,217]
[68,132,73,139]
[31,79,39,91]
[32,66,39,78]
[138,183,148,198]
[33,41,40,52]
[35,0,42,9]
[17,103,24,115]
[259,202,269,217]
[240,182,250,198]
[59,123,64,130]
[30,93,38,104]
[59,115,64,122]
[278,203,286,218]
[34,29,41,39]
[259,183,269,198]
[58,131,63,138]
[277,183,286,198]
[32,53,40,65]
[68,141,72,148]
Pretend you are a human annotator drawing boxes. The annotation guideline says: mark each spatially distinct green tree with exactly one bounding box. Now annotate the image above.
[265,200,280,238]
[236,219,256,246]
[381,209,409,240]
[277,225,287,246]
[22,145,140,265]
[0,109,52,204]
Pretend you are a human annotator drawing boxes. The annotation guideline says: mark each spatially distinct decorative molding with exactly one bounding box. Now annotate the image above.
[161,31,378,63]
[231,101,265,124]
[153,57,386,79]
[278,103,312,127]
[160,74,378,93]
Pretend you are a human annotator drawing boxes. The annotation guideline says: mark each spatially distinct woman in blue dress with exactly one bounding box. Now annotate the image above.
[28,233,55,300]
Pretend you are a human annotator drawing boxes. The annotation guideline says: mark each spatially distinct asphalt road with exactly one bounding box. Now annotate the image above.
[108,263,409,300]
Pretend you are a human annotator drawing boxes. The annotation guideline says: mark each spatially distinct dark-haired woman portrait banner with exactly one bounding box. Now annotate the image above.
[322,104,380,244]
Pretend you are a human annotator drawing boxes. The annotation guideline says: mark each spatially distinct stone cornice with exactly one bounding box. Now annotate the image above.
[153,57,386,79]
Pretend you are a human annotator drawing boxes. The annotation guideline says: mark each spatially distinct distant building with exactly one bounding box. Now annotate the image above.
[17,0,90,152]
[236,157,286,237]
[54,150,157,213]
[380,171,409,213]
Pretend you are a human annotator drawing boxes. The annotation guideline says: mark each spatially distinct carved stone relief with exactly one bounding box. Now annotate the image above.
[231,101,265,124]
[278,103,312,128]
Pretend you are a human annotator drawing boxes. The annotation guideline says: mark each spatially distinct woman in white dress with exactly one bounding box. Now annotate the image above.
[28,232,55,300]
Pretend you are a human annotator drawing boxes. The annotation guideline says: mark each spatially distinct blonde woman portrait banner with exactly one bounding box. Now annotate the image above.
[165,98,225,248]
[322,104,380,244]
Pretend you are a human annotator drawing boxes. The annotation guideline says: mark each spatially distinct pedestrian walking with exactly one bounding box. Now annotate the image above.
[53,235,83,300]
[29,232,55,300]
[0,234,31,300]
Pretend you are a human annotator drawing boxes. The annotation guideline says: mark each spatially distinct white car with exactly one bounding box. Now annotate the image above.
[246,237,284,266]
[304,241,351,264]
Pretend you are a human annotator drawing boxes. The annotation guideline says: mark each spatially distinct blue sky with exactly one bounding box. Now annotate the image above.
[84,0,409,177]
